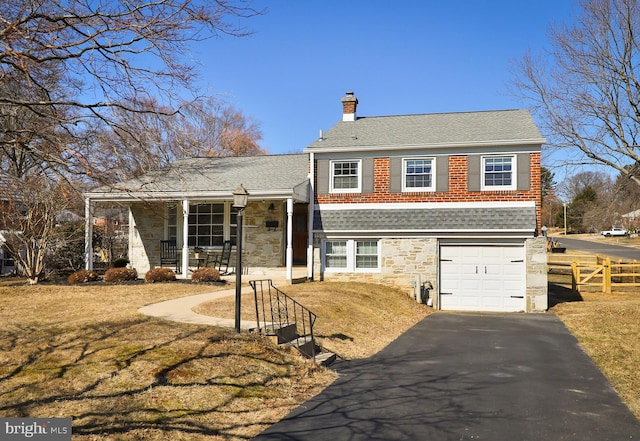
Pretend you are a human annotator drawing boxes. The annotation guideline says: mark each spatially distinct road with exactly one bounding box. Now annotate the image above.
[551,235,640,261]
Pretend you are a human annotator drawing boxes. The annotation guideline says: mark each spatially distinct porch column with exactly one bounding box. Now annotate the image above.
[84,197,93,270]
[307,152,315,279]
[286,198,293,281]
[181,200,189,278]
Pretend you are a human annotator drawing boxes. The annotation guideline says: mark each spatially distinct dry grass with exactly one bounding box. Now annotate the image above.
[0,278,428,440]
[0,278,337,440]
[195,282,432,360]
[548,248,640,418]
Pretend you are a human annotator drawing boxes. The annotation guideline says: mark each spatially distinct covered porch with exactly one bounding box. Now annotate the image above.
[83,155,313,282]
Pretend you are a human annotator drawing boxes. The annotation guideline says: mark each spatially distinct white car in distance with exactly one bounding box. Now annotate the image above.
[601,227,629,237]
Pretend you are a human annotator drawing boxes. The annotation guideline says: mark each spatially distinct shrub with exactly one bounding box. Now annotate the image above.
[191,267,221,283]
[144,267,176,283]
[103,267,138,283]
[68,269,99,284]
[113,258,129,268]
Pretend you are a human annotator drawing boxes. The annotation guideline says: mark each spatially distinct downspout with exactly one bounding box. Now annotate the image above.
[84,197,93,270]
[181,199,189,278]
[286,198,293,281]
[307,152,315,280]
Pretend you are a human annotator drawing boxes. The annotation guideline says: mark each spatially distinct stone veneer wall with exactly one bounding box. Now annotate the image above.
[242,201,285,268]
[313,236,438,300]
[525,236,548,312]
[129,202,165,276]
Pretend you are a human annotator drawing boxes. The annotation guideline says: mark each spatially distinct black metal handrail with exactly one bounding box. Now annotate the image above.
[249,279,317,360]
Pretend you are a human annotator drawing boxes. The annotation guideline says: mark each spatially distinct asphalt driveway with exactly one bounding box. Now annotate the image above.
[253,313,640,441]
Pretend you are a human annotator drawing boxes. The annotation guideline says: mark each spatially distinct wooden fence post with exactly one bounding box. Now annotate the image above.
[572,262,578,293]
[604,258,611,294]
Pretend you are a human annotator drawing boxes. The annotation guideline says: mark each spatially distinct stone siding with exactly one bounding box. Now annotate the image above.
[242,201,285,268]
[525,236,548,312]
[313,237,438,301]
[129,202,165,276]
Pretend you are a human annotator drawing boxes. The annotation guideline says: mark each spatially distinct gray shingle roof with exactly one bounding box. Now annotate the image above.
[314,206,536,232]
[306,109,544,151]
[87,154,309,200]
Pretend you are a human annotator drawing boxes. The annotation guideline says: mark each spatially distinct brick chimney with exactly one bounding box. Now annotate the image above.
[341,92,358,122]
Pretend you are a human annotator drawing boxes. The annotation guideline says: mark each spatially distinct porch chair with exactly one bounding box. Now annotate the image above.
[211,240,232,275]
[160,239,180,273]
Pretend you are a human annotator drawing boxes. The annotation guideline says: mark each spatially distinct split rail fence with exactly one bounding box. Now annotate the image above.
[548,254,640,294]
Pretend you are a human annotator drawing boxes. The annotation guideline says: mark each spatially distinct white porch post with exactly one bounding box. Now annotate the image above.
[286,198,293,281]
[307,152,315,279]
[84,197,93,270]
[181,199,189,278]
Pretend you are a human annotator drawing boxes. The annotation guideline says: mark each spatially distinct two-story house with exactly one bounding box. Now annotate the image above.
[306,92,547,312]
[84,92,547,313]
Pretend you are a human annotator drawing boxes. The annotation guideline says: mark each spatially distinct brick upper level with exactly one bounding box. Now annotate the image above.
[314,152,542,232]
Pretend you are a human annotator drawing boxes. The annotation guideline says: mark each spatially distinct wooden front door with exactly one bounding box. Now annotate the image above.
[292,204,308,265]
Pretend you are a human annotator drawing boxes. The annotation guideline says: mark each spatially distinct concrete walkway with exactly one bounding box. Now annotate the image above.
[138,286,257,329]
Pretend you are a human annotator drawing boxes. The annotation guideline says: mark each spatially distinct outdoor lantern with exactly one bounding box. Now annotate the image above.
[232,184,249,210]
[232,184,249,333]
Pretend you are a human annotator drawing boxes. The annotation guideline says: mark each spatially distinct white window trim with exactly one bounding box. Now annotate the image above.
[167,202,237,249]
[481,155,517,191]
[322,239,381,273]
[402,157,436,192]
[329,159,362,194]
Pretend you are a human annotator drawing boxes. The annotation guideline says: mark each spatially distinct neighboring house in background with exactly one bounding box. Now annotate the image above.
[84,92,548,313]
[0,231,16,276]
[622,209,640,232]
[0,174,17,275]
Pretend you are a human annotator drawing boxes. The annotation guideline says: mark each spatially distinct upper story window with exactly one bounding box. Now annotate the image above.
[482,155,516,190]
[330,160,361,193]
[403,157,435,192]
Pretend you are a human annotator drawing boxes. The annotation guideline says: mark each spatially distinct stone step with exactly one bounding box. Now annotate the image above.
[315,351,337,367]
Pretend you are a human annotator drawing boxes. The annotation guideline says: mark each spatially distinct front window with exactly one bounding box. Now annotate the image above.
[330,160,361,193]
[188,203,224,247]
[324,239,380,272]
[356,241,378,269]
[482,156,515,190]
[167,203,237,248]
[325,241,347,268]
[403,157,435,191]
[167,204,178,241]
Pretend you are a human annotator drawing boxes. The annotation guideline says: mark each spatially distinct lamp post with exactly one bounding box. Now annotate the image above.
[232,184,249,333]
[563,202,568,236]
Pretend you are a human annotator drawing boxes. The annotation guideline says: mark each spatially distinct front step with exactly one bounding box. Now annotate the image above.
[255,324,337,367]
[315,351,337,367]
[262,323,298,345]
[284,336,316,358]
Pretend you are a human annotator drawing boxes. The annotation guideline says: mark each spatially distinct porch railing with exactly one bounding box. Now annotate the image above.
[249,279,317,360]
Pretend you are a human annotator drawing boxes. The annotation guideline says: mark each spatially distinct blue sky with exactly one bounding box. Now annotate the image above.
[192,1,578,157]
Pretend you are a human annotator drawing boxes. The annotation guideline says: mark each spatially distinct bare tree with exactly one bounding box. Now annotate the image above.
[90,96,265,182]
[0,175,75,284]
[0,0,261,180]
[512,0,640,187]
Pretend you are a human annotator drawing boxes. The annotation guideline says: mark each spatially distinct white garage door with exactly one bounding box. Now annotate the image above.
[439,245,525,312]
